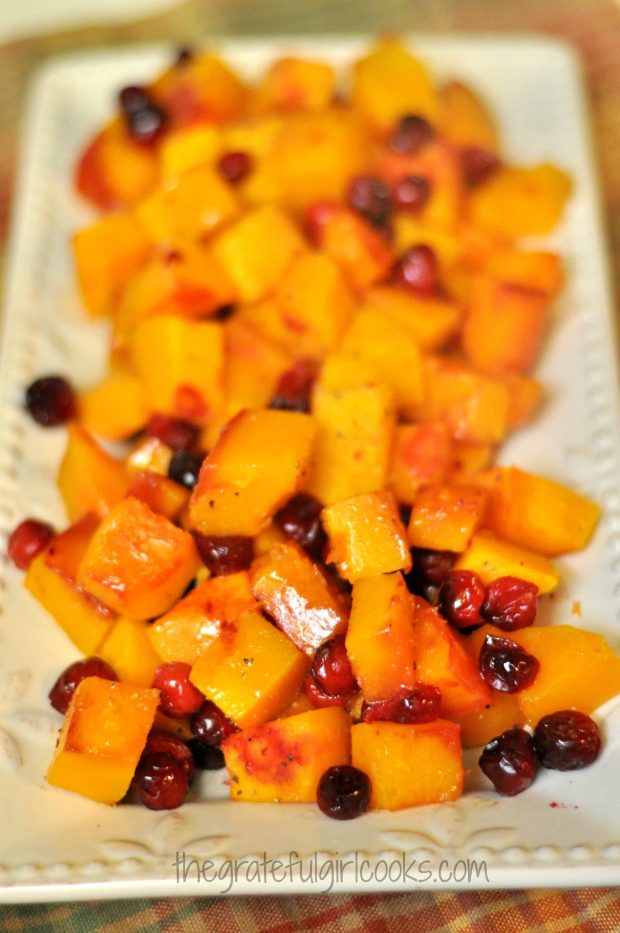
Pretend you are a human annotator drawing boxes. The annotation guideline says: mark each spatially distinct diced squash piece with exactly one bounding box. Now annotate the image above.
[484,250,563,297]
[150,52,248,127]
[253,522,288,557]
[159,125,221,181]
[251,542,348,654]
[451,692,524,749]
[212,206,306,303]
[316,206,393,291]
[408,484,487,552]
[223,318,293,417]
[351,720,463,810]
[365,286,461,351]
[389,423,453,504]
[377,139,463,230]
[437,80,499,152]
[223,707,350,803]
[148,572,257,664]
[126,436,173,477]
[346,572,416,701]
[190,610,309,728]
[449,443,494,483]
[125,471,189,520]
[189,409,316,536]
[480,466,600,557]
[72,212,151,318]
[78,497,200,619]
[47,677,159,804]
[255,57,336,113]
[80,371,149,441]
[469,163,572,238]
[75,119,159,211]
[323,491,411,582]
[504,375,543,430]
[58,423,129,522]
[454,533,560,593]
[99,617,162,687]
[392,216,462,273]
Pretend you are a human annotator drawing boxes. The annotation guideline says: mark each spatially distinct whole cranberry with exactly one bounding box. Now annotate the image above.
[119,85,150,114]
[533,710,601,771]
[269,360,317,413]
[146,413,200,451]
[303,673,348,708]
[118,86,166,143]
[304,201,337,246]
[392,175,431,212]
[347,175,392,229]
[153,662,204,718]
[389,114,434,154]
[142,730,195,782]
[482,576,538,631]
[479,634,540,693]
[438,570,485,629]
[189,738,226,770]
[48,657,118,714]
[361,684,441,724]
[217,151,253,184]
[167,449,206,488]
[194,534,253,575]
[317,765,371,819]
[479,726,537,796]
[460,147,501,187]
[274,493,326,561]
[392,244,439,296]
[25,376,76,426]
[134,752,189,810]
[406,549,456,597]
[191,699,237,746]
[8,518,55,570]
[311,636,357,698]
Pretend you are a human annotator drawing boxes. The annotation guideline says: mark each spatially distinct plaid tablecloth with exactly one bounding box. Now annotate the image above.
[1,0,620,928]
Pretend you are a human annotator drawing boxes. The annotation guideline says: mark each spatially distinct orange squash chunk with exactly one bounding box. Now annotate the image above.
[158,124,221,181]
[189,409,316,536]
[484,250,563,296]
[468,163,572,238]
[377,138,463,231]
[323,491,411,582]
[125,471,189,521]
[452,692,524,749]
[316,206,393,291]
[408,483,487,552]
[150,51,248,128]
[255,57,336,113]
[99,616,162,687]
[148,572,258,665]
[389,423,453,505]
[448,442,494,484]
[77,496,200,619]
[223,317,293,417]
[351,720,463,810]
[75,119,159,211]
[223,707,351,803]
[189,610,309,728]
[437,80,499,152]
[346,572,416,701]
[58,423,129,522]
[455,533,560,594]
[251,542,348,654]
[47,677,159,804]
[503,375,543,430]
[365,286,461,351]
[80,371,149,441]
[126,435,173,477]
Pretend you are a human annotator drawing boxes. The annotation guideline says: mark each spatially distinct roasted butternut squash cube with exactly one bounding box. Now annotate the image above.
[484,250,564,297]
[148,572,257,664]
[125,471,189,521]
[189,409,316,536]
[223,318,293,417]
[47,677,159,804]
[448,442,494,483]
[255,57,336,113]
[212,206,306,303]
[99,616,162,687]
[75,119,159,211]
[408,483,487,552]
[346,572,416,701]
[190,610,309,728]
[469,163,572,237]
[351,720,463,810]
[58,423,129,522]
[389,423,453,505]
[437,80,499,152]
[80,371,149,441]
[454,532,560,593]
[159,125,221,181]
[223,707,350,803]
[323,491,411,582]
[251,542,348,654]
[365,286,461,351]
[316,206,393,291]
[150,51,248,127]
[392,217,462,274]
[451,691,524,749]
[377,138,463,231]
[503,375,543,430]
[78,497,200,619]
[125,436,173,477]
[480,466,600,557]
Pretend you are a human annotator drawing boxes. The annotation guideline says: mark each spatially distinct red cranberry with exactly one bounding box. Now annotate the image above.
[392,175,431,212]
[25,376,76,427]
[167,449,206,488]
[8,518,55,570]
[119,85,150,114]
[392,244,439,296]
[143,730,195,782]
[191,699,237,746]
[269,360,317,413]
[48,657,118,714]
[460,147,501,187]
[274,493,326,561]
[146,413,200,451]
[118,86,166,143]
[311,636,357,697]
[304,201,337,245]
[317,765,371,819]
[533,710,601,771]
[217,151,253,184]
[194,534,253,575]
[153,662,204,718]
[482,577,538,631]
[189,738,226,770]
[479,726,537,796]
[361,684,441,724]
[438,570,485,629]
[303,673,348,708]
[413,549,456,587]
[134,752,189,810]
[347,175,392,229]
[479,634,540,693]
[388,114,434,154]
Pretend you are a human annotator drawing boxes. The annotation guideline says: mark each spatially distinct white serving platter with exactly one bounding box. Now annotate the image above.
[1,36,620,903]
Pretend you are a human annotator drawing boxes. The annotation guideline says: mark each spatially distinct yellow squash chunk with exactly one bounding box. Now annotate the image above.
[223,318,293,417]
[346,572,416,701]
[25,514,116,655]
[125,471,189,521]
[503,375,543,430]
[189,409,316,536]
[99,617,162,687]
[158,125,221,181]
[454,533,560,593]
[451,692,524,749]
[484,250,564,297]
[47,677,159,805]
[353,40,438,134]
[448,442,494,483]
[437,80,499,152]
[365,286,462,351]
[480,466,600,557]
[223,707,351,803]
[469,163,572,238]
[78,497,200,619]
[126,436,173,477]
[58,423,129,522]
[318,207,393,291]
[150,51,248,127]
[189,610,310,728]
[351,720,463,810]
[212,205,306,303]
[390,423,453,505]
[255,57,336,113]
[392,217,461,273]
[80,371,149,441]
[408,483,487,552]
[251,542,348,654]
[323,491,411,582]
[149,572,258,665]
